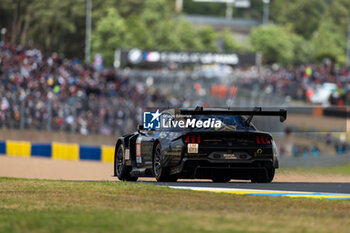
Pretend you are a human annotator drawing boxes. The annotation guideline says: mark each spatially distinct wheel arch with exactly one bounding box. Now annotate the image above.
[152,139,161,159]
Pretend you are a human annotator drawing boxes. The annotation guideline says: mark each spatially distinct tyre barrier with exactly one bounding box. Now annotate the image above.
[0,140,114,162]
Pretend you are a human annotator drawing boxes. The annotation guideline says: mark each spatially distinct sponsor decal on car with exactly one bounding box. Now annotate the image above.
[143,110,162,129]
[136,137,142,163]
[143,109,222,129]
[125,149,130,160]
[223,154,237,159]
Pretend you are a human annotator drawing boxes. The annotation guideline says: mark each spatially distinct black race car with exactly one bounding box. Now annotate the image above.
[114,107,287,183]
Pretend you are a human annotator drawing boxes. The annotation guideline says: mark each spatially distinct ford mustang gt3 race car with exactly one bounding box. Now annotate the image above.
[114,107,287,183]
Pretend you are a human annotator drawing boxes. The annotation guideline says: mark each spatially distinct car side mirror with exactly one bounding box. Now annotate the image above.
[137,124,147,136]
[137,124,144,131]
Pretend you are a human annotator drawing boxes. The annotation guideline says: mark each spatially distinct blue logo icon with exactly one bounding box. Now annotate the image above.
[143,110,161,129]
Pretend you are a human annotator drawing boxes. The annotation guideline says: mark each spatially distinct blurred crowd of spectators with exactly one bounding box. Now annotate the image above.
[0,44,179,135]
[1,43,350,136]
[239,64,350,105]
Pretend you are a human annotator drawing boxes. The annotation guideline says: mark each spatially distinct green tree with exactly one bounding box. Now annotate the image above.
[250,25,294,65]
[327,0,350,35]
[123,17,154,50]
[0,0,87,56]
[310,18,346,63]
[271,0,325,39]
[221,30,240,52]
[147,20,179,50]
[92,8,127,65]
[30,0,85,55]
[173,18,204,51]
[290,34,314,65]
[197,26,218,52]
[140,0,173,27]
[139,0,184,50]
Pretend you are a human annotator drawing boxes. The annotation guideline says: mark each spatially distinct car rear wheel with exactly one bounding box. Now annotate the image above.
[115,144,138,181]
[153,143,178,182]
[251,166,275,183]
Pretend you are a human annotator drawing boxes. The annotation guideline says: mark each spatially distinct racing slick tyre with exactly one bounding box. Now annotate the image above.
[152,143,178,182]
[211,176,231,183]
[115,144,138,181]
[251,166,275,183]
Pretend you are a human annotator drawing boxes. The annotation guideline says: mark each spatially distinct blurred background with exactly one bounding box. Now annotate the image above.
[1,0,350,169]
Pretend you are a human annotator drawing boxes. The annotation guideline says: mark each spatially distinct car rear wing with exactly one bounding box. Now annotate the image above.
[178,108,287,123]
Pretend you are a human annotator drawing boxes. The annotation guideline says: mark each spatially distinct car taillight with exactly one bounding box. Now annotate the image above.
[191,135,196,143]
[185,135,201,144]
[256,136,270,144]
[256,136,261,144]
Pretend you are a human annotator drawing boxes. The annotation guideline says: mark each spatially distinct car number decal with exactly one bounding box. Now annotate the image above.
[188,143,198,153]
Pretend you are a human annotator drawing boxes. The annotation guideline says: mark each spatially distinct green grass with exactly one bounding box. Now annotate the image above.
[279,163,350,176]
[0,178,350,233]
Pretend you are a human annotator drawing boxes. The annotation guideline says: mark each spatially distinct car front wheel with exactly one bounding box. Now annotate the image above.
[115,144,138,181]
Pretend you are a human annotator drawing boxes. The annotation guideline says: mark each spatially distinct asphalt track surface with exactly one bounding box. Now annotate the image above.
[1,156,349,198]
[146,181,350,194]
